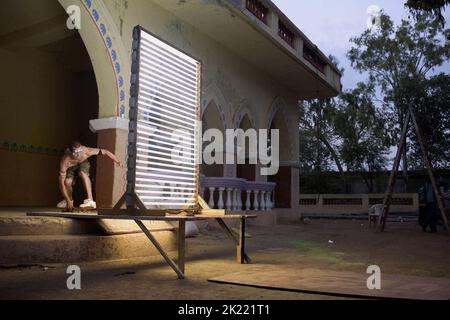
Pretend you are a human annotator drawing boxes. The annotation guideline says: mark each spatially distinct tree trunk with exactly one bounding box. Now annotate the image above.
[318,134,349,192]
[399,105,409,182]
[319,135,344,174]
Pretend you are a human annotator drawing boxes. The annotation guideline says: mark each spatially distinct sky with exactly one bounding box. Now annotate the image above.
[272,0,450,90]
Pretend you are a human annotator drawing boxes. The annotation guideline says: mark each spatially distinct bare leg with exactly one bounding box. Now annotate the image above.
[64,178,74,201]
[79,172,94,201]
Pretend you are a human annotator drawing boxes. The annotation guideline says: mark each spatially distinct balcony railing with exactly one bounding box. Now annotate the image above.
[246,0,269,24]
[278,21,295,48]
[303,45,326,74]
[201,176,276,211]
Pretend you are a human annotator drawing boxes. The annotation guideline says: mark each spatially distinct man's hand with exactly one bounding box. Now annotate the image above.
[95,148,125,169]
[66,200,74,212]
[116,160,125,169]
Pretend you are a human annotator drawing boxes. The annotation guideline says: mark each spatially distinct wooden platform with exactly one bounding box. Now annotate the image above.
[27,211,255,279]
[27,211,255,221]
[209,266,450,300]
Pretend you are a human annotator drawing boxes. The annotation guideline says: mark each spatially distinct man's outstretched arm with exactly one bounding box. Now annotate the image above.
[87,148,125,168]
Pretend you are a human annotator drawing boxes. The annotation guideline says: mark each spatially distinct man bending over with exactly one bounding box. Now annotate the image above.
[58,141,124,211]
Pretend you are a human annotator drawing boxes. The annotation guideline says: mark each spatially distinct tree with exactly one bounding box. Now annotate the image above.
[333,83,393,191]
[398,74,450,169]
[348,12,450,175]
[299,98,343,173]
[406,0,450,24]
[299,55,345,173]
[299,84,393,169]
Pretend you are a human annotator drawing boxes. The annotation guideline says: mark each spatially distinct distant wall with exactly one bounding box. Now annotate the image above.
[300,171,450,195]
[299,193,419,215]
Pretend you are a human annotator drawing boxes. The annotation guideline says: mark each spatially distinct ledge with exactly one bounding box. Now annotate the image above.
[89,117,129,133]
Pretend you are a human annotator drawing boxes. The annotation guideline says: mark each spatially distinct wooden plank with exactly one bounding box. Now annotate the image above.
[199,209,226,215]
[178,220,186,274]
[134,220,185,279]
[112,193,126,210]
[98,208,167,216]
[237,217,246,264]
[27,211,256,222]
[197,195,210,210]
[216,218,252,264]
[103,192,175,217]
[409,107,449,230]
[378,111,411,231]
[209,266,450,300]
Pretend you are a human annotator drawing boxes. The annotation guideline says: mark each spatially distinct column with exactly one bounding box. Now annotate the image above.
[254,190,260,211]
[233,189,239,211]
[201,187,205,198]
[267,191,273,209]
[226,188,233,210]
[208,187,216,208]
[245,190,252,211]
[261,191,267,211]
[237,189,243,211]
[218,187,225,209]
[90,117,128,208]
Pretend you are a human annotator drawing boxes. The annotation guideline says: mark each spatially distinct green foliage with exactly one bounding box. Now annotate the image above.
[300,83,392,175]
[334,83,393,173]
[400,74,450,169]
[299,98,340,172]
[406,0,450,24]
[348,13,449,97]
[347,12,450,170]
[300,12,450,177]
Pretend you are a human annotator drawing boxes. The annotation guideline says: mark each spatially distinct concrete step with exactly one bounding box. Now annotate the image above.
[0,209,177,236]
[0,216,104,236]
[0,231,176,265]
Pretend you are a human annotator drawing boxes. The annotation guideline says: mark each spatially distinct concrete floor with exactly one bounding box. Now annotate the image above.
[1,220,449,300]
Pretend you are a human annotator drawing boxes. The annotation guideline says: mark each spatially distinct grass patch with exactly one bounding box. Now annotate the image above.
[290,240,365,268]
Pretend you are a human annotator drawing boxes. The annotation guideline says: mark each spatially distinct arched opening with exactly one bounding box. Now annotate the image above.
[201,101,225,178]
[0,0,99,207]
[236,114,256,182]
[268,110,292,208]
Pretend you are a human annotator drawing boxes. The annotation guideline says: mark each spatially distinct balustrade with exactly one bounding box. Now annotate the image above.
[201,176,276,212]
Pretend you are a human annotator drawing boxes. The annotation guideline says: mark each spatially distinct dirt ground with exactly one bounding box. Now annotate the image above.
[0,219,449,300]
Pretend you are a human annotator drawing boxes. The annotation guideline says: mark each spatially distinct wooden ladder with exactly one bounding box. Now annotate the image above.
[377,106,448,232]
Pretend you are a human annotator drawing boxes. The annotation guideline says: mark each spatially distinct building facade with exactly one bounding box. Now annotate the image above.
[0,0,341,222]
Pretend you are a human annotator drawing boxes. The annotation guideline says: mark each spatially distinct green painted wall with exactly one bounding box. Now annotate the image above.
[0,48,76,150]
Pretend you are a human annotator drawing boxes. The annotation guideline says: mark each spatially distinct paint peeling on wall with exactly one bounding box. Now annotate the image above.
[165,19,193,51]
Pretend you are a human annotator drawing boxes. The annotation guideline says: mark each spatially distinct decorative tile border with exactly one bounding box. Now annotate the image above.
[0,142,64,156]
[81,0,126,118]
